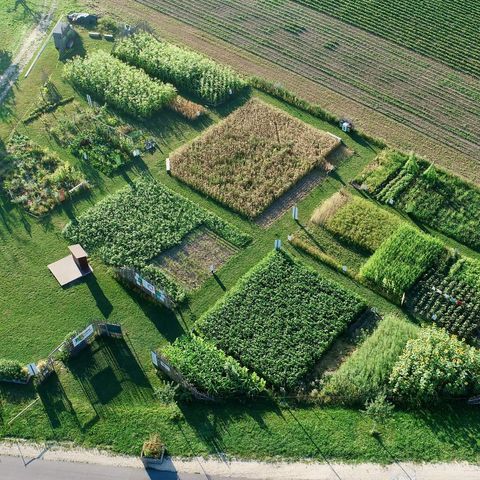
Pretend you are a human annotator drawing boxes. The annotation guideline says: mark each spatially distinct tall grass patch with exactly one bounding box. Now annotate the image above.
[312,191,402,252]
[323,315,419,405]
[360,225,444,299]
[170,98,340,218]
[196,251,366,389]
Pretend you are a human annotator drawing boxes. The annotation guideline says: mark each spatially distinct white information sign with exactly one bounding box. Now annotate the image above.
[142,279,155,295]
[72,324,95,347]
[151,351,159,367]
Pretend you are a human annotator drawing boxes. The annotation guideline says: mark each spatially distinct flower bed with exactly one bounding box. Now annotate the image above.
[2,133,87,216]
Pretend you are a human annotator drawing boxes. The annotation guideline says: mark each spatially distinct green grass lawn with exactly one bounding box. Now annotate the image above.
[1,30,480,463]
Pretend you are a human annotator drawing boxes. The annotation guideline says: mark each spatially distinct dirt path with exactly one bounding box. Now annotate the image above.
[1,440,479,479]
[0,0,57,104]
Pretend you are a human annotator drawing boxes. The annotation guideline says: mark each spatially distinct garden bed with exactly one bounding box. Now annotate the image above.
[49,104,142,176]
[152,227,238,290]
[63,177,250,296]
[356,149,480,250]
[2,133,87,216]
[170,98,340,218]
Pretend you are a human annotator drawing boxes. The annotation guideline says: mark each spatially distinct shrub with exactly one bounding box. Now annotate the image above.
[314,191,403,252]
[323,315,419,405]
[360,225,444,299]
[0,359,28,382]
[162,335,266,397]
[142,434,164,458]
[168,96,206,120]
[114,32,246,104]
[63,51,177,117]
[197,251,366,389]
[389,327,480,404]
[170,98,339,218]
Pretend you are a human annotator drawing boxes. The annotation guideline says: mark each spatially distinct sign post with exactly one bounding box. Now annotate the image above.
[292,206,299,221]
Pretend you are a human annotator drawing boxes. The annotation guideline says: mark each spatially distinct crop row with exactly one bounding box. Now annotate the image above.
[142,0,480,156]
[113,32,246,105]
[357,149,480,250]
[360,225,445,299]
[63,50,177,117]
[161,335,266,397]
[295,0,480,77]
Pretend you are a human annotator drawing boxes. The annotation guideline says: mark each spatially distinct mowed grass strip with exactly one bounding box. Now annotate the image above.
[312,191,403,252]
[170,98,339,218]
[323,314,419,405]
[360,225,445,299]
[196,250,366,389]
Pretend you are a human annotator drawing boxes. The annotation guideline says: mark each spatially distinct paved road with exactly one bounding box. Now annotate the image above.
[0,455,245,480]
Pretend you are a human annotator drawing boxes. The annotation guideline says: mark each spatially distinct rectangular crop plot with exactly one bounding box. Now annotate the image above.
[170,98,339,218]
[407,255,480,340]
[311,191,402,253]
[360,225,444,299]
[196,251,366,389]
[153,227,238,290]
[356,150,480,250]
[63,177,249,270]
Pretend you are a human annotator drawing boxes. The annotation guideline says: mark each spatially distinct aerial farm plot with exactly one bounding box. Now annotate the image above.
[197,251,366,389]
[170,98,339,218]
[63,177,249,298]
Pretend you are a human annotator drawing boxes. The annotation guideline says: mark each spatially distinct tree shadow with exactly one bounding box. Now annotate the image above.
[12,0,41,20]
[0,50,12,75]
[59,33,86,62]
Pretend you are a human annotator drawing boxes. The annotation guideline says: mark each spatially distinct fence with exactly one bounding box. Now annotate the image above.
[150,351,214,401]
[117,266,174,309]
[1,322,123,387]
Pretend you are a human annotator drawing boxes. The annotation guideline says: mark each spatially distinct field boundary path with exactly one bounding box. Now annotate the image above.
[0,0,57,105]
[1,441,480,479]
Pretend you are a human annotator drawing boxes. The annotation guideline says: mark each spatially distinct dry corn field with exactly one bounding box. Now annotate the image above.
[134,0,480,169]
[170,98,339,218]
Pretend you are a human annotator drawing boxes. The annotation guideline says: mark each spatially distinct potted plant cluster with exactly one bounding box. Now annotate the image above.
[141,434,165,469]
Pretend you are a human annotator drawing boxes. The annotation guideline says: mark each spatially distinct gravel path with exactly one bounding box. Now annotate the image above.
[0,0,57,104]
[1,440,479,479]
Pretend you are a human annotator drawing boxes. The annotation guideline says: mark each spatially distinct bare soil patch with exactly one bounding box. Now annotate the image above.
[152,227,237,290]
[255,144,351,228]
